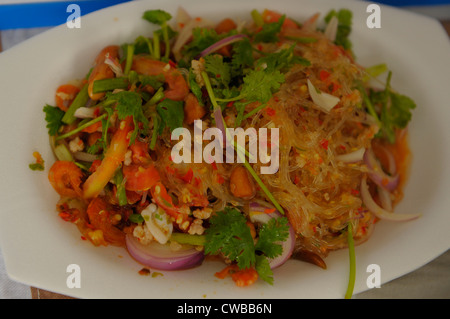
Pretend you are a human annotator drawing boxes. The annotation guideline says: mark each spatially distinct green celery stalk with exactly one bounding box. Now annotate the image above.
[92,77,129,94]
[62,83,89,124]
[113,167,128,206]
[170,233,206,246]
[251,9,264,27]
[54,144,74,162]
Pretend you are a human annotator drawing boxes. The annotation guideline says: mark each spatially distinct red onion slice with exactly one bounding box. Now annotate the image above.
[377,145,397,175]
[249,203,295,269]
[126,235,204,270]
[360,175,420,222]
[377,186,393,212]
[213,106,226,145]
[364,148,399,191]
[198,34,248,58]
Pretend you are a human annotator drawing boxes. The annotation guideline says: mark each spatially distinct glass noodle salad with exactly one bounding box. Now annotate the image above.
[42,7,418,296]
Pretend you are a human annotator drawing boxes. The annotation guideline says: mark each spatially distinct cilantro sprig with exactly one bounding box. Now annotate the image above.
[254,15,285,43]
[142,9,173,60]
[358,71,416,143]
[104,91,149,145]
[205,207,290,284]
[43,104,65,136]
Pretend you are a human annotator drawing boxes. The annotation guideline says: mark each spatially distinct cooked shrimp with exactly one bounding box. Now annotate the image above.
[48,160,84,198]
[88,45,120,100]
[131,55,189,101]
[86,196,128,246]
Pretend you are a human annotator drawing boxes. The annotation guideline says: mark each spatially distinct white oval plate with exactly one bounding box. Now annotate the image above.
[0,0,449,299]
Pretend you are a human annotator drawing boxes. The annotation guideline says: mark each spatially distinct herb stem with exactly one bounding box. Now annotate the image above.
[146,87,165,106]
[162,21,170,60]
[201,71,284,215]
[242,102,267,120]
[124,44,134,76]
[150,113,159,150]
[215,95,245,103]
[357,84,381,126]
[56,113,107,141]
[153,31,160,60]
[345,222,356,299]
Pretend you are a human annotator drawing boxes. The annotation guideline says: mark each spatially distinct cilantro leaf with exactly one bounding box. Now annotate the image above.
[29,163,45,171]
[231,37,254,77]
[254,15,285,43]
[205,207,256,270]
[205,207,290,285]
[139,74,165,91]
[43,104,65,136]
[105,91,148,144]
[364,71,416,143]
[156,98,184,133]
[255,255,273,285]
[142,9,172,25]
[256,44,310,72]
[255,217,289,258]
[188,70,204,106]
[241,69,285,104]
[204,54,232,88]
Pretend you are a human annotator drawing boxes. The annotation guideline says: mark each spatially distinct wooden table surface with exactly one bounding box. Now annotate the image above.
[0,19,449,300]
